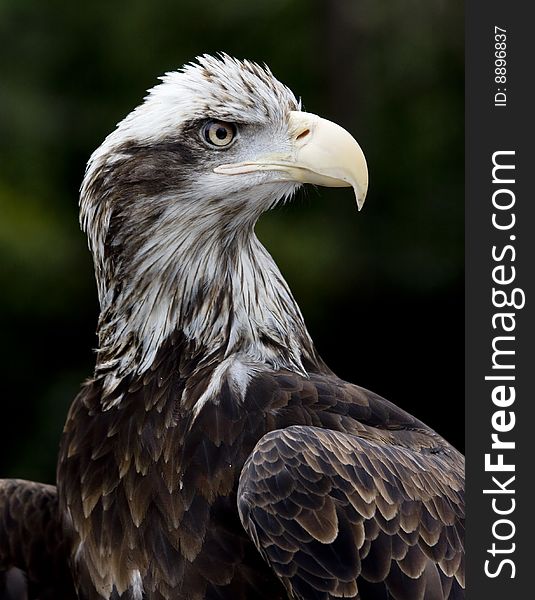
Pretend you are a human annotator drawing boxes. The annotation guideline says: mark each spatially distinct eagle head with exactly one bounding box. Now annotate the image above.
[79,54,368,389]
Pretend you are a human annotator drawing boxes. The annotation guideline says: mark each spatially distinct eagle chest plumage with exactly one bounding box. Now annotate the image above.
[57,340,333,599]
[1,55,464,600]
[58,346,294,600]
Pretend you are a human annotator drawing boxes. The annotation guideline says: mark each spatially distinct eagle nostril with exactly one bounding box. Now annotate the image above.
[296,129,310,142]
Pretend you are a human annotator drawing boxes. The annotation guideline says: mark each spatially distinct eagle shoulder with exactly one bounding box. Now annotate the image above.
[236,373,464,600]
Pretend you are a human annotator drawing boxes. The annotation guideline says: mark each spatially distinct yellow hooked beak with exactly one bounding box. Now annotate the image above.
[213,111,368,210]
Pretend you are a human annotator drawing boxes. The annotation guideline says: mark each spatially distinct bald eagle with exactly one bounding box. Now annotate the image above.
[0,55,464,600]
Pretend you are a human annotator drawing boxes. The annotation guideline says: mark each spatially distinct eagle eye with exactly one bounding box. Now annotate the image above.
[202,120,237,148]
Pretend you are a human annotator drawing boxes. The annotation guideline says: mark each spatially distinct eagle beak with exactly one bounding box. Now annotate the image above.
[213,111,368,210]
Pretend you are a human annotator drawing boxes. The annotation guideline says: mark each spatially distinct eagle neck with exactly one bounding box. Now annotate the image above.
[94,217,321,398]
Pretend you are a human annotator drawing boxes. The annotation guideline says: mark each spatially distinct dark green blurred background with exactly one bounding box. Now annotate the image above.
[0,0,463,483]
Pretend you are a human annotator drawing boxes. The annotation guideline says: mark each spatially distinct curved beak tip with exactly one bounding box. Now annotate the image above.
[355,183,368,212]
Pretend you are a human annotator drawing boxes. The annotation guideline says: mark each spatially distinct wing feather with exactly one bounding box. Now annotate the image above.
[0,478,75,599]
[238,424,464,600]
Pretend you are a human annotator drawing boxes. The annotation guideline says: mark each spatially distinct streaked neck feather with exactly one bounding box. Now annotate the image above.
[94,214,320,404]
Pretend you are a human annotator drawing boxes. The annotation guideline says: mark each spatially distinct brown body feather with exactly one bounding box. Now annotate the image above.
[56,334,464,599]
[0,479,76,599]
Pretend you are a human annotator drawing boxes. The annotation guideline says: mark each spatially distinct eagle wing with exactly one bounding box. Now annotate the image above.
[0,479,75,599]
[237,394,464,600]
